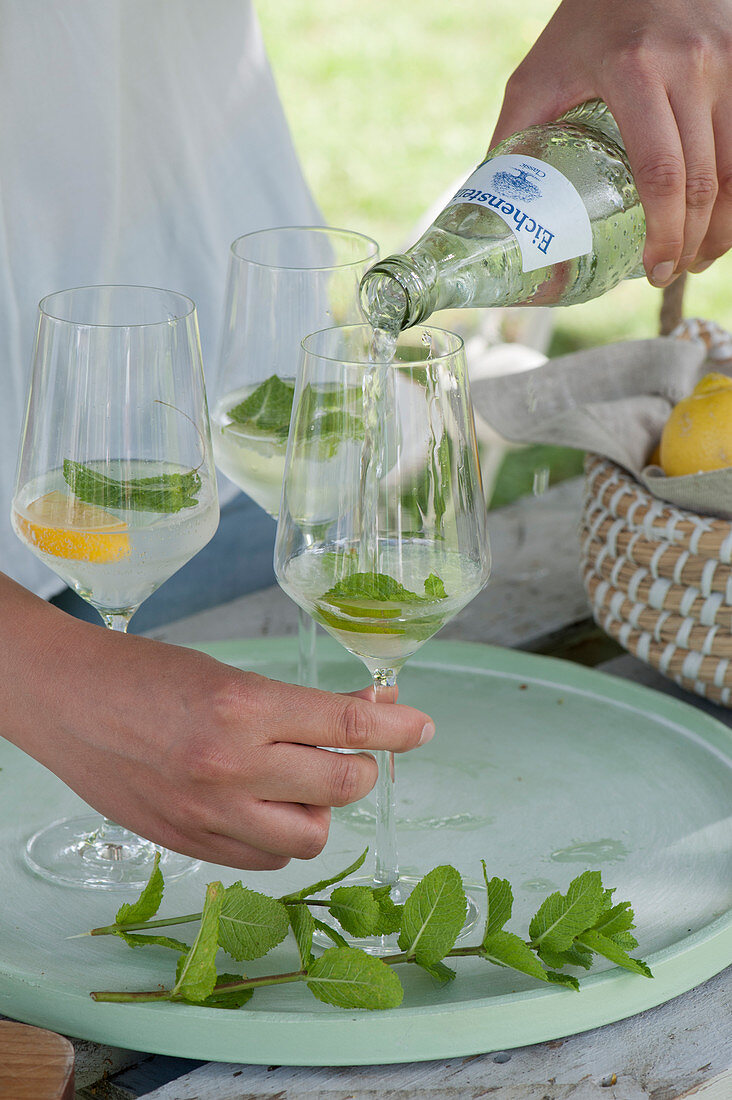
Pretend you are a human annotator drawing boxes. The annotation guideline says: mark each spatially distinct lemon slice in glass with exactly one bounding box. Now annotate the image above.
[14,491,130,563]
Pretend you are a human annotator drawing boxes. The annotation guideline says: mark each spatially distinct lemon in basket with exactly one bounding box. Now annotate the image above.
[660,372,732,476]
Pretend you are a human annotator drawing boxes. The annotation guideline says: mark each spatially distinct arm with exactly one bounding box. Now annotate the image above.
[490,0,732,287]
[0,572,433,870]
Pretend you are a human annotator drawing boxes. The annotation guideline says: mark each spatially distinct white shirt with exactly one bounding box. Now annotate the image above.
[0,0,320,596]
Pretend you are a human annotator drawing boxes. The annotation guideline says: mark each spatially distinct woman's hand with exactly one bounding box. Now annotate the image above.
[0,574,434,870]
[490,0,732,286]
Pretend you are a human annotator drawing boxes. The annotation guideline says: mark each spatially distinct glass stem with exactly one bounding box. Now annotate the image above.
[372,668,399,888]
[297,607,318,688]
[95,612,135,856]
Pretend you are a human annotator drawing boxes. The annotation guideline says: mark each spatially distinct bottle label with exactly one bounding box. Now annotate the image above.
[447,154,593,272]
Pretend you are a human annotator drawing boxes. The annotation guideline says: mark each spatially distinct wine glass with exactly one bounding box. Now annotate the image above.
[274,323,491,952]
[211,226,378,687]
[12,285,220,888]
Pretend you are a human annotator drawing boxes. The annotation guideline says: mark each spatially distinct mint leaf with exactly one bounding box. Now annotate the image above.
[325,571,447,605]
[115,852,164,926]
[537,942,594,971]
[417,958,456,984]
[397,866,467,965]
[171,882,224,1003]
[529,871,606,955]
[64,459,201,514]
[312,917,349,948]
[325,572,423,604]
[590,901,636,939]
[296,382,365,459]
[328,885,383,938]
[424,572,448,599]
[281,848,368,902]
[546,971,581,991]
[481,864,513,939]
[113,929,190,954]
[199,973,253,1009]
[306,947,403,1010]
[481,930,556,985]
[577,929,653,978]
[228,375,295,439]
[218,884,289,962]
[372,886,404,935]
[288,904,315,968]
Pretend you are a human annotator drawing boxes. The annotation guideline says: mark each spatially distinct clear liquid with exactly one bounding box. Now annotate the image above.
[212,385,289,518]
[281,539,485,676]
[12,461,218,613]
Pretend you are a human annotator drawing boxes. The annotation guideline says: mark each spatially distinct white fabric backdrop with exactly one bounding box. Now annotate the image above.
[0,0,320,595]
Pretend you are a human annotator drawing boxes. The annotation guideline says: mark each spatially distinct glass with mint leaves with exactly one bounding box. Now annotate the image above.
[12,285,219,889]
[275,324,491,953]
[211,227,378,688]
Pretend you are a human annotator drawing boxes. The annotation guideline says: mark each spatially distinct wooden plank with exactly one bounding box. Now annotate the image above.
[0,1021,74,1100]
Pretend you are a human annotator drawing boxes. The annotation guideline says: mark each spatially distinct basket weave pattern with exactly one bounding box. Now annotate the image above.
[580,454,732,706]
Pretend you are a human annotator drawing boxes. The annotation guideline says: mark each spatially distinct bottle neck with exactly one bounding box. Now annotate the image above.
[359,254,437,331]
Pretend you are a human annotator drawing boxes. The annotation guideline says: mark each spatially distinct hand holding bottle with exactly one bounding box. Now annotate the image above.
[490,0,732,287]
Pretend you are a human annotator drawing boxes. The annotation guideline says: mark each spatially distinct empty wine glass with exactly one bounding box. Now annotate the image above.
[211,226,379,687]
[274,323,491,952]
[12,285,219,888]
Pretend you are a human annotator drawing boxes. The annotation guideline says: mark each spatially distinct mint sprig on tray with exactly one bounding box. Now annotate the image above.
[85,849,652,1010]
[63,459,201,513]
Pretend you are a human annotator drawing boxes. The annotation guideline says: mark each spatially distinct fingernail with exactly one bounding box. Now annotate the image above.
[650,261,675,287]
[419,722,435,746]
[690,260,713,274]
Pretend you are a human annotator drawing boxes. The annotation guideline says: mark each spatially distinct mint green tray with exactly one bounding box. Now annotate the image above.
[1,639,730,1066]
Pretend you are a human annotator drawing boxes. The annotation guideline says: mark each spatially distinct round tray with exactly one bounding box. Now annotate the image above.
[1,638,730,1066]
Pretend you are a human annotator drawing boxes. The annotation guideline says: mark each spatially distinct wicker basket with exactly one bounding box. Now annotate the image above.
[580,454,732,706]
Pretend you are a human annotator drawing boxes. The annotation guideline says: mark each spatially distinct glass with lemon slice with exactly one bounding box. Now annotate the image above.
[12,286,219,888]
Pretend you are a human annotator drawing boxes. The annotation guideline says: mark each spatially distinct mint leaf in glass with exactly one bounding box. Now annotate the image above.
[397,865,467,966]
[115,852,164,926]
[228,374,295,439]
[296,381,365,460]
[171,881,224,1004]
[218,884,290,961]
[325,571,447,605]
[64,459,201,513]
[306,946,403,1010]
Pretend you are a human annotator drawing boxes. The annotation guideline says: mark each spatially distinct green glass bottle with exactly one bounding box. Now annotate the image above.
[360,100,645,332]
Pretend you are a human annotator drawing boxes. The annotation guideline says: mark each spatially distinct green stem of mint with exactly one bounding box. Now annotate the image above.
[92,969,307,1003]
[90,912,203,936]
[90,897,338,937]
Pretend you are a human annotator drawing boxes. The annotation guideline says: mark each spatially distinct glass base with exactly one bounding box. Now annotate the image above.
[25,814,200,889]
[312,872,482,956]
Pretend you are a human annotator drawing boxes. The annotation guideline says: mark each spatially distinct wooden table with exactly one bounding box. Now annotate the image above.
[11,480,732,1099]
